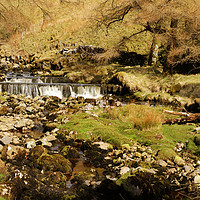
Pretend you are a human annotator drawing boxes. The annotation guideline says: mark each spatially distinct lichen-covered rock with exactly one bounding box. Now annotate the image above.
[61,146,80,159]
[42,171,68,187]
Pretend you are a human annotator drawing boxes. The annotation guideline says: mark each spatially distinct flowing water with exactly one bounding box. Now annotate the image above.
[0,72,104,99]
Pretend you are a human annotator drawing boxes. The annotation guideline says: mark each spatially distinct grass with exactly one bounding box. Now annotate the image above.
[58,104,196,159]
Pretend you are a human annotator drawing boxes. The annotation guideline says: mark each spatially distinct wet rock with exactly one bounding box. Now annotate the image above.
[1,144,27,161]
[61,146,80,159]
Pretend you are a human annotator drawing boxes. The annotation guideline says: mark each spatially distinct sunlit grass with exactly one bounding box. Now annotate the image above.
[58,104,196,158]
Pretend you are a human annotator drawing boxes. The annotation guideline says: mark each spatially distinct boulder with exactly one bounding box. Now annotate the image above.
[93,142,113,151]
[1,144,27,161]
[61,146,80,159]
[36,154,72,174]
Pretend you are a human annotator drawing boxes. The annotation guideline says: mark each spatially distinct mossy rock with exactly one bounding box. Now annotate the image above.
[36,153,72,173]
[29,145,48,161]
[73,171,95,183]
[174,155,185,166]
[42,171,68,187]
[0,105,10,115]
[61,146,80,159]
[170,84,181,94]
[194,134,200,146]
[62,194,77,200]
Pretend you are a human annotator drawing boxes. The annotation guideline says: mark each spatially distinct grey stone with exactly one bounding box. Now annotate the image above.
[194,175,200,188]
[120,166,130,175]
[93,142,113,150]
[0,135,12,145]
[157,159,168,167]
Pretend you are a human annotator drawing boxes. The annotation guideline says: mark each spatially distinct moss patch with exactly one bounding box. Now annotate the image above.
[58,104,196,159]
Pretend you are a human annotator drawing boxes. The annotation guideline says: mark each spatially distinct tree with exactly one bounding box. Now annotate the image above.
[95,0,200,74]
[0,0,53,40]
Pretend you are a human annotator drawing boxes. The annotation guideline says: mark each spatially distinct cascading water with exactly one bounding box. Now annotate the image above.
[0,72,103,99]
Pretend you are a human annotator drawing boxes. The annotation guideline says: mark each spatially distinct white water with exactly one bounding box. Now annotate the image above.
[0,74,103,99]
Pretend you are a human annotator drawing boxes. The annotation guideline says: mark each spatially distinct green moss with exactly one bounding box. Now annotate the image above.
[116,172,131,186]
[58,105,196,159]
[36,154,72,173]
[62,194,77,200]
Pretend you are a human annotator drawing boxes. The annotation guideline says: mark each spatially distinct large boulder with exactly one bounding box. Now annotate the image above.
[36,154,72,174]
[30,145,72,174]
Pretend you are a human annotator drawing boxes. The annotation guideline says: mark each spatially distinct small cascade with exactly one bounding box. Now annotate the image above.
[0,73,104,99]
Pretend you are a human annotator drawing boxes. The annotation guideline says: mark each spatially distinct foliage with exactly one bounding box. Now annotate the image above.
[95,0,200,73]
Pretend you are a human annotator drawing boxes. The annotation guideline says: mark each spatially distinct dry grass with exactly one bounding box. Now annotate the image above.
[108,104,163,130]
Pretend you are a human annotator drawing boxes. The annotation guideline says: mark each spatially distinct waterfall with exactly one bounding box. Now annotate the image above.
[0,73,103,99]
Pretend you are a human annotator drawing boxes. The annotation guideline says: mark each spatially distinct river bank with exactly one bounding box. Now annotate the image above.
[0,91,199,199]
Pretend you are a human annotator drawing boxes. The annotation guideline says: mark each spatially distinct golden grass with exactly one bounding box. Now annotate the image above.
[108,104,163,130]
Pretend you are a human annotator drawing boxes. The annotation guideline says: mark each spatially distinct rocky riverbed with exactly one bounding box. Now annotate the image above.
[0,92,199,199]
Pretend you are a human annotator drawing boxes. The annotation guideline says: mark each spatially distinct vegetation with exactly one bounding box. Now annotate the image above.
[0,0,199,159]
[0,0,199,74]
[95,0,200,73]
[58,104,196,158]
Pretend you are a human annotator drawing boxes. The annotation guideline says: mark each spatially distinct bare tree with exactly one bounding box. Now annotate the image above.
[95,0,200,73]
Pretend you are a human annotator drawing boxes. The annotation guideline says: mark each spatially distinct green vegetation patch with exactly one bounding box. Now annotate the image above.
[58,104,196,158]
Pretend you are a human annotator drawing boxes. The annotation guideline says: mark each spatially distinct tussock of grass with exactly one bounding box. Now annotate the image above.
[107,104,163,130]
